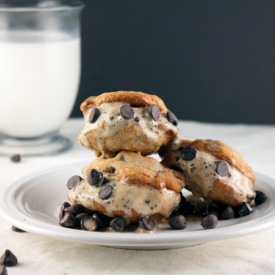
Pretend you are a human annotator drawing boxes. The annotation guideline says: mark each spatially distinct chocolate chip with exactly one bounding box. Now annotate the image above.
[139,217,154,231]
[180,146,196,161]
[59,202,71,220]
[201,214,218,229]
[81,215,98,231]
[235,202,253,217]
[216,161,229,177]
[255,190,267,205]
[11,225,25,233]
[59,213,75,228]
[88,107,100,123]
[168,215,187,230]
[98,185,113,200]
[74,213,89,229]
[10,154,21,163]
[166,111,178,126]
[219,206,235,220]
[134,116,140,122]
[66,175,82,190]
[93,213,112,229]
[103,166,116,173]
[65,204,84,216]
[120,105,134,119]
[0,265,7,275]
[87,169,104,186]
[178,194,195,215]
[0,249,18,267]
[110,217,126,232]
[148,104,160,121]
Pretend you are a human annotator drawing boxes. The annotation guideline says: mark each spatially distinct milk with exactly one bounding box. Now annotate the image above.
[0,32,80,138]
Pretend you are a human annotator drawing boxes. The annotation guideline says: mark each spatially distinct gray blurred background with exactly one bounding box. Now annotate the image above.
[72,0,275,124]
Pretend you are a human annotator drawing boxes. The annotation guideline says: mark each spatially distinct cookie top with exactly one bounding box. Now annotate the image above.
[160,139,256,182]
[80,91,169,115]
[82,151,185,193]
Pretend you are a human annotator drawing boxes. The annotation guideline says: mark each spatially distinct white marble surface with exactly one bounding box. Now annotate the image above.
[1,119,275,275]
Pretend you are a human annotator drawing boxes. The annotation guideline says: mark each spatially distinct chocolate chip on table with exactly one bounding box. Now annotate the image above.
[11,225,26,233]
[235,202,253,217]
[166,111,178,126]
[0,249,18,267]
[216,161,229,177]
[120,104,134,119]
[81,215,98,231]
[0,265,7,275]
[98,185,113,200]
[148,104,161,121]
[88,107,100,123]
[201,214,218,229]
[59,213,75,228]
[255,190,267,205]
[110,217,126,232]
[180,146,196,161]
[219,206,235,220]
[168,215,187,230]
[10,154,21,163]
[87,169,104,186]
[66,175,82,190]
[139,217,154,231]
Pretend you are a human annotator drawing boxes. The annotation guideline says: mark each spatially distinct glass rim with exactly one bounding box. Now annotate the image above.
[0,2,84,12]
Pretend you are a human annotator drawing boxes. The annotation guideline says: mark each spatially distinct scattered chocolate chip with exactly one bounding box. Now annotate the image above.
[180,146,196,161]
[134,116,140,122]
[219,206,235,220]
[216,161,229,177]
[74,213,89,229]
[110,217,126,232]
[235,202,253,217]
[201,214,218,229]
[87,169,104,186]
[93,213,112,229]
[148,104,161,121]
[178,194,195,215]
[103,166,116,174]
[59,202,71,220]
[88,107,100,123]
[0,249,18,267]
[0,265,7,275]
[10,154,21,163]
[98,185,113,200]
[139,217,154,231]
[59,213,75,228]
[168,215,187,230]
[11,225,25,233]
[66,175,82,190]
[65,204,84,216]
[255,190,267,205]
[166,111,178,126]
[120,105,134,119]
[81,215,98,231]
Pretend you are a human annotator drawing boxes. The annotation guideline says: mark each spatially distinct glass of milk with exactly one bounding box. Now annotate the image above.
[0,0,83,156]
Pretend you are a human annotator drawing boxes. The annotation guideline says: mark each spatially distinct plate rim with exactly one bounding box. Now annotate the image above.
[1,162,275,248]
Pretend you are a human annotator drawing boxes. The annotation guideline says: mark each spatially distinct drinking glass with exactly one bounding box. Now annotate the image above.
[0,0,83,156]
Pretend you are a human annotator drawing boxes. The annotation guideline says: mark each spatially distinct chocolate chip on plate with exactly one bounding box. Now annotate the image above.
[120,105,134,119]
[166,111,178,126]
[87,169,104,186]
[219,206,235,220]
[59,213,75,228]
[216,161,229,177]
[168,215,187,230]
[10,154,21,163]
[88,107,100,123]
[139,217,154,231]
[0,249,18,267]
[59,202,71,220]
[11,225,26,233]
[180,146,196,161]
[66,175,82,190]
[0,265,7,275]
[65,204,84,216]
[201,214,218,229]
[148,104,160,121]
[110,217,126,232]
[235,202,253,217]
[81,215,98,231]
[255,190,267,205]
[98,185,113,200]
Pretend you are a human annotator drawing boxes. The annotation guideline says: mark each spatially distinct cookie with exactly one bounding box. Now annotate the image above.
[67,151,185,222]
[77,91,179,157]
[159,139,256,206]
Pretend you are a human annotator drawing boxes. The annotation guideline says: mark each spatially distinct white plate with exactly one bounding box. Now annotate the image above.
[1,162,275,250]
